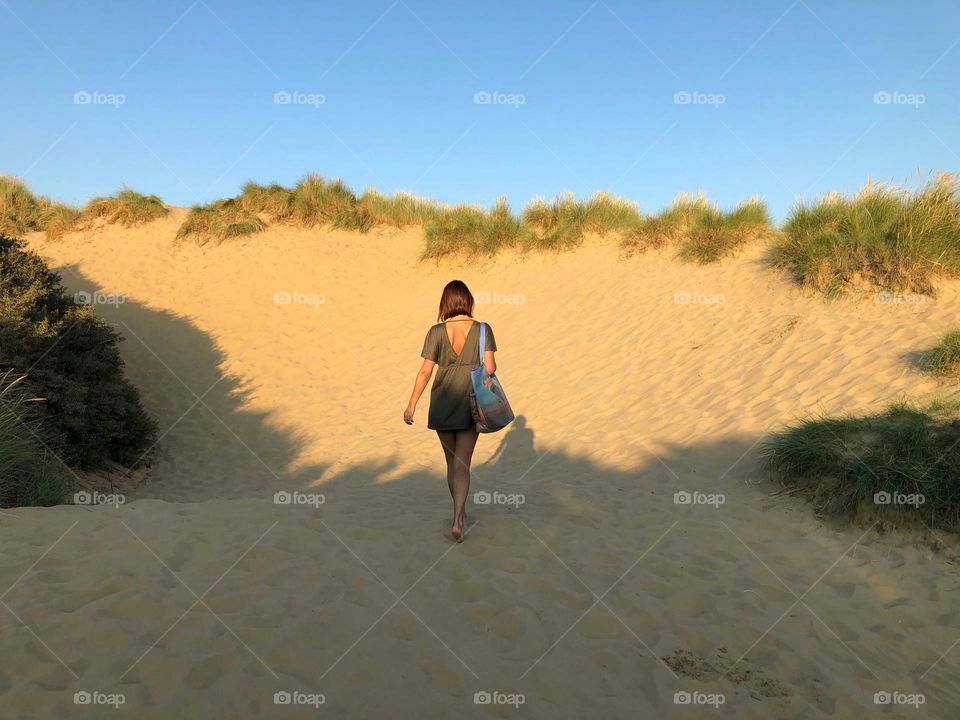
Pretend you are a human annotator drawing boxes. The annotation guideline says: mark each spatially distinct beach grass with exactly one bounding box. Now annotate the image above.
[622,194,772,263]
[920,329,960,377]
[522,192,642,250]
[762,400,960,530]
[84,189,167,227]
[0,372,70,507]
[0,175,80,240]
[176,199,267,245]
[771,173,960,296]
[422,198,531,259]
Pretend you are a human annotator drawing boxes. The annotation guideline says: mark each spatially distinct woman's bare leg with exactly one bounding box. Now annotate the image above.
[437,431,457,500]
[450,428,479,541]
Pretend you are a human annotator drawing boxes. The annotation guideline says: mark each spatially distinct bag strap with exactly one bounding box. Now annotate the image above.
[477,322,486,366]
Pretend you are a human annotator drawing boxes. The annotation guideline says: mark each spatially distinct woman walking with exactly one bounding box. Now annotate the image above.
[404,280,497,542]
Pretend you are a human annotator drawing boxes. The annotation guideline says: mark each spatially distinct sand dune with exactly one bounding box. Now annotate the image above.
[2,217,958,718]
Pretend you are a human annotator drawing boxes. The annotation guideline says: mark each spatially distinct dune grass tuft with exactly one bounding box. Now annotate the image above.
[176,199,266,245]
[771,173,960,296]
[0,175,80,240]
[920,329,960,378]
[357,189,440,228]
[621,194,772,263]
[422,198,531,259]
[84,189,167,227]
[762,400,960,531]
[522,192,642,250]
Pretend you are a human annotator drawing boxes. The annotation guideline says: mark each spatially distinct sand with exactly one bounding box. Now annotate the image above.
[2,214,959,718]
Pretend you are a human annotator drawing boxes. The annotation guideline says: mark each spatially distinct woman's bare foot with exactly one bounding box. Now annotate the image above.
[451,518,464,542]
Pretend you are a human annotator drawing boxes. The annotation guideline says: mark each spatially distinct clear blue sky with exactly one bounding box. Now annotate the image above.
[4,0,959,220]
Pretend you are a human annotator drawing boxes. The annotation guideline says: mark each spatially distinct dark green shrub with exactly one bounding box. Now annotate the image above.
[0,234,156,469]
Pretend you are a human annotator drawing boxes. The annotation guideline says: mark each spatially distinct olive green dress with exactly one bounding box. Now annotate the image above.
[421,321,497,431]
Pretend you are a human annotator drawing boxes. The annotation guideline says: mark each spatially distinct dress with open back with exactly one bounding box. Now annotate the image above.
[420,321,497,431]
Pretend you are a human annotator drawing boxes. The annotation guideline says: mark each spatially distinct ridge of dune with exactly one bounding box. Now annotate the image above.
[2,218,958,717]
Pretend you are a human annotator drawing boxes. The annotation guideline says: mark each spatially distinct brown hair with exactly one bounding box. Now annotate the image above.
[437,280,474,321]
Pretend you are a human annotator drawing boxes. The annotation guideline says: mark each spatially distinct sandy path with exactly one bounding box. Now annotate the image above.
[1,219,958,718]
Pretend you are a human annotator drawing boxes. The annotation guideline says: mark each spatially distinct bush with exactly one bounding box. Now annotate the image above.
[84,189,167,227]
[176,199,266,245]
[762,400,960,531]
[920,329,960,377]
[0,372,71,507]
[771,173,960,295]
[0,234,156,469]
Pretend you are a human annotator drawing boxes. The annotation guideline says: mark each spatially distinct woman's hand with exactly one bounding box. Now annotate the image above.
[403,404,416,425]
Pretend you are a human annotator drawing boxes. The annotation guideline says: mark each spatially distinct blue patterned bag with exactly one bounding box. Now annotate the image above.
[470,322,515,433]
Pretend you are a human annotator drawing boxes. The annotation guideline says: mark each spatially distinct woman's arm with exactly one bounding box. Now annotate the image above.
[404,358,436,424]
[484,350,496,375]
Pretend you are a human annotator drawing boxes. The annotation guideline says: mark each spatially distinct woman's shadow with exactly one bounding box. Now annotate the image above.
[478,414,537,481]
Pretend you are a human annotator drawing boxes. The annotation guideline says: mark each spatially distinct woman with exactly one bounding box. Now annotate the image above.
[404,280,497,542]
